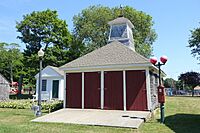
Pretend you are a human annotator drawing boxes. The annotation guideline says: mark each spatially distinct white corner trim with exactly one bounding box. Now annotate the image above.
[126,24,130,39]
[82,72,84,109]
[63,73,66,108]
[145,68,151,111]
[101,71,104,109]
[123,70,127,111]
[108,25,112,41]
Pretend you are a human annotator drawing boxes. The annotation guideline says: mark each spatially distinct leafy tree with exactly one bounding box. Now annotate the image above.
[178,71,200,96]
[16,9,71,55]
[16,9,72,85]
[175,80,183,90]
[0,42,24,83]
[188,24,200,61]
[73,5,157,57]
[67,37,86,62]
[164,78,176,88]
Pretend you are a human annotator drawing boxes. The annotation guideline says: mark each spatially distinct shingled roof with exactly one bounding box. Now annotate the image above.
[60,41,150,69]
[108,17,134,28]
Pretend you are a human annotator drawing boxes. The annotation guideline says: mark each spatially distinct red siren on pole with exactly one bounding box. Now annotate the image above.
[160,55,168,64]
[150,57,157,65]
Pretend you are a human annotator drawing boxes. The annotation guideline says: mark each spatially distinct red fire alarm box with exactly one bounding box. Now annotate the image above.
[158,85,165,103]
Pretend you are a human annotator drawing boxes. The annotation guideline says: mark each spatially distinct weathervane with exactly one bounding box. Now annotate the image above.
[119,4,124,17]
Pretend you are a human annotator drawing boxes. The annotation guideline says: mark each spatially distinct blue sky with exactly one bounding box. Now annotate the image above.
[0,0,200,80]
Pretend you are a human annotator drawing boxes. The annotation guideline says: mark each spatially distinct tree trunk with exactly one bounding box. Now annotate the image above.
[18,75,23,95]
[192,88,194,97]
[10,63,13,87]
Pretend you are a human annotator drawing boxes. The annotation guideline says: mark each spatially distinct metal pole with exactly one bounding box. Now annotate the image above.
[158,62,161,86]
[160,103,164,123]
[158,62,164,123]
[36,57,42,116]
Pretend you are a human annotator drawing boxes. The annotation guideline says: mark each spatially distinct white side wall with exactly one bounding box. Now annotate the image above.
[36,77,64,101]
[35,67,64,101]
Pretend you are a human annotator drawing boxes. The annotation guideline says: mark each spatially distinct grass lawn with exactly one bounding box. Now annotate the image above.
[0,96,200,133]
[141,96,200,133]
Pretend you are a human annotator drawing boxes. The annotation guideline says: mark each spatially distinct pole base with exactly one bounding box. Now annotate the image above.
[35,111,42,117]
[160,103,165,123]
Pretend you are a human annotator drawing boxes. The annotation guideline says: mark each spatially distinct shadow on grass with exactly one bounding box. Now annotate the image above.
[171,96,200,98]
[163,114,200,133]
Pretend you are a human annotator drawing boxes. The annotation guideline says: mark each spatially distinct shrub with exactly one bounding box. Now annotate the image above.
[9,94,33,99]
[41,100,63,112]
[0,100,63,112]
[0,100,31,109]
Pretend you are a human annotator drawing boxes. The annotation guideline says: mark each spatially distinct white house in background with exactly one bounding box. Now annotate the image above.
[35,66,64,101]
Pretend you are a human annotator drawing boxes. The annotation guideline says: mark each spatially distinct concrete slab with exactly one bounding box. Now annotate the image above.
[32,108,151,128]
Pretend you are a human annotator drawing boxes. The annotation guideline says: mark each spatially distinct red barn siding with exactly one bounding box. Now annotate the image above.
[126,70,147,111]
[84,72,101,109]
[104,71,123,110]
[66,73,82,108]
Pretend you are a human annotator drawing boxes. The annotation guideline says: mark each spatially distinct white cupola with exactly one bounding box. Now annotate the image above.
[108,17,135,51]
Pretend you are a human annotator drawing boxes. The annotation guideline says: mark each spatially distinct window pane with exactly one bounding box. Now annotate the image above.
[110,24,127,39]
[42,80,47,91]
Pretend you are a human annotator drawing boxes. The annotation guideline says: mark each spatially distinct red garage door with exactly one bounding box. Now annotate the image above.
[66,73,82,108]
[104,71,123,110]
[126,70,147,111]
[84,72,101,109]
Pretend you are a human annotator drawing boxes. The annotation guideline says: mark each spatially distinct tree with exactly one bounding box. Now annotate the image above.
[16,9,71,55]
[16,9,72,85]
[178,71,200,96]
[73,5,157,57]
[188,24,200,61]
[164,78,176,88]
[0,42,24,83]
[67,37,86,62]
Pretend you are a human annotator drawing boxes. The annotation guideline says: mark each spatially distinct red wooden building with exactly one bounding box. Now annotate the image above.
[60,17,161,111]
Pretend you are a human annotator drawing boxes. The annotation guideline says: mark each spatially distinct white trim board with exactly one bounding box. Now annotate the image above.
[145,68,151,111]
[82,72,84,109]
[123,70,126,111]
[63,73,66,108]
[63,66,150,73]
[101,71,104,109]
[60,63,152,72]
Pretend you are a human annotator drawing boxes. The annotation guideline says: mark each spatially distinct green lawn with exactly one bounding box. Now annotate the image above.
[141,96,200,133]
[0,96,200,133]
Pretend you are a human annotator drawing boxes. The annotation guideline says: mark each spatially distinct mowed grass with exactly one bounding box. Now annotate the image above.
[0,96,200,133]
[140,96,200,133]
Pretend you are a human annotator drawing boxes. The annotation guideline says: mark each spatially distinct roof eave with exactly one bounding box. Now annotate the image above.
[34,66,64,79]
[150,65,167,77]
[48,66,64,76]
[109,17,134,27]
